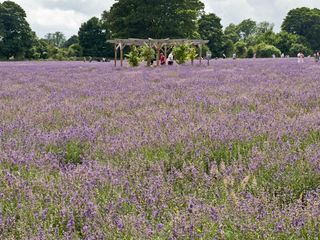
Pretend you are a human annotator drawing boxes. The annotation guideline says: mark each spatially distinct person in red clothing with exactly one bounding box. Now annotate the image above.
[160,53,166,65]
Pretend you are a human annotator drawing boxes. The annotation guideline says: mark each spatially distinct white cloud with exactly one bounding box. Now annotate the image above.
[8,0,115,37]
[28,8,87,36]
[4,0,320,37]
[203,0,320,31]
[203,0,255,27]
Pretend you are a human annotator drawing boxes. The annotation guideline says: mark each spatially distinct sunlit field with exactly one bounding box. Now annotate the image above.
[1,59,320,239]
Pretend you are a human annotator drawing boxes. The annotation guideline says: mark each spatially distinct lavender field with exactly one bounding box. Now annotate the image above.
[0,59,320,239]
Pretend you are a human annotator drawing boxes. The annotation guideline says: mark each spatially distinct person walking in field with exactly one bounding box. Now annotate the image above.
[167,52,174,65]
[297,52,304,63]
[160,53,166,65]
[232,53,236,60]
[300,53,304,63]
[315,51,320,62]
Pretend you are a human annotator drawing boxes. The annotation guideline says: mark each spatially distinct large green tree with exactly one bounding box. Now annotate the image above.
[275,31,302,55]
[44,32,66,48]
[198,13,223,57]
[0,1,34,59]
[63,35,79,48]
[282,7,320,51]
[106,0,204,39]
[237,19,257,40]
[78,17,113,57]
[224,24,240,43]
[26,38,49,59]
[253,29,276,46]
[255,21,274,35]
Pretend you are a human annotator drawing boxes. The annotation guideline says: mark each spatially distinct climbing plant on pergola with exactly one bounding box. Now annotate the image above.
[107,38,209,67]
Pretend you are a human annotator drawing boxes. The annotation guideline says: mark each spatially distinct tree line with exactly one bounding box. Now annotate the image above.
[0,0,319,60]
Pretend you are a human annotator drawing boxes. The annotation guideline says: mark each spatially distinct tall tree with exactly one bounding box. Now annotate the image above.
[255,21,274,35]
[63,35,79,48]
[106,0,204,39]
[275,31,301,55]
[282,7,320,51]
[0,1,34,59]
[254,29,276,46]
[78,17,113,57]
[198,13,223,57]
[26,38,49,59]
[224,24,240,43]
[237,19,257,40]
[44,32,66,47]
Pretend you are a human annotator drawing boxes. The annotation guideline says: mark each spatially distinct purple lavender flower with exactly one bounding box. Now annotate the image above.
[113,216,124,230]
[292,217,305,228]
[67,216,74,231]
[157,223,164,230]
[210,207,219,222]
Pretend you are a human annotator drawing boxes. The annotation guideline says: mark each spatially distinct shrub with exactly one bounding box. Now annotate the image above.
[172,44,190,64]
[125,46,141,67]
[68,44,83,57]
[247,46,255,58]
[188,47,198,65]
[47,45,59,58]
[200,45,210,58]
[255,43,281,58]
[235,41,247,58]
[140,45,155,66]
[289,43,312,57]
[55,49,68,61]
[26,46,40,60]
[223,39,235,58]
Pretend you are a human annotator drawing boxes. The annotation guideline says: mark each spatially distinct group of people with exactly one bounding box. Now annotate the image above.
[151,52,174,66]
[83,57,108,63]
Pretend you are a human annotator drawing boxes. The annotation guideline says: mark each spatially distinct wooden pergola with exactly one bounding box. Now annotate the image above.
[107,38,209,67]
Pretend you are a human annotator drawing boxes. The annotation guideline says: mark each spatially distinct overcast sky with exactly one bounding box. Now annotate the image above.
[7,0,320,38]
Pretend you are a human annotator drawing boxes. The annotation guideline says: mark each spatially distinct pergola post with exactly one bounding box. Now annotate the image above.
[157,48,160,66]
[199,44,202,65]
[164,45,167,58]
[120,43,124,67]
[114,44,117,67]
[153,43,162,66]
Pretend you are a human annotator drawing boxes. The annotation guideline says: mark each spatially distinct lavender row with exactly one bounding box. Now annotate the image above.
[0,59,319,239]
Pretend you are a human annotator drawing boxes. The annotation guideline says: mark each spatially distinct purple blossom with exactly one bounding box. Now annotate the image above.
[113,216,124,230]
[157,223,164,230]
[0,59,320,238]
[210,207,219,222]
[292,217,305,229]
[67,216,74,231]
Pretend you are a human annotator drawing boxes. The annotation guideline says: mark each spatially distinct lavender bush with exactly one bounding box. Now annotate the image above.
[0,59,319,239]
